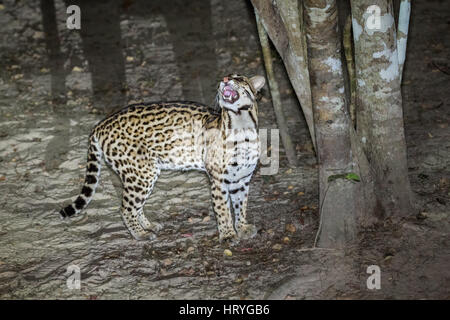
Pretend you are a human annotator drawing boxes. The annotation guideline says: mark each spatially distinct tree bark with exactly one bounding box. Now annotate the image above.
[343,15,356,126]
[350,0,413,217]
[251,0,316,151]
[304,0,358,247]
[397,0,411,82]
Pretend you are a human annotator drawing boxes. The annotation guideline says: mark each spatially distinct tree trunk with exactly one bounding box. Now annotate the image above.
[251,0,317,151]
[350,0,413,217]
[304,0,358,247]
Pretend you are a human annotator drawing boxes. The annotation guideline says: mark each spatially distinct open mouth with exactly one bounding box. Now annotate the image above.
[221,85,239,104]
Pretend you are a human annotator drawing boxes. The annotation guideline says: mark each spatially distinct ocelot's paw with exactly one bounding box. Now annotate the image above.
[131,229,156,241]
[138,216,163,233]
[237,223,258,239]
[148,221,163,232]
[219,229,238,243]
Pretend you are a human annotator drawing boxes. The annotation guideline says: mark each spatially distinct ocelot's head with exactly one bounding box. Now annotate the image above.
[216,74,265,114]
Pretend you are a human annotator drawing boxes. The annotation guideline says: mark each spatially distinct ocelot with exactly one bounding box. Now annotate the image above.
[59,74,265,242]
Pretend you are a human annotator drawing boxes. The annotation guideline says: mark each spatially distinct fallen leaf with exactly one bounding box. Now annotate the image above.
[272,244,282,251]
[416,212,428,220]
[285,224,296,233]
[181,233,193,238]
[223,249,232,257]
[32,31,44,40]
[180,268,195,276]
[162,258,172,266]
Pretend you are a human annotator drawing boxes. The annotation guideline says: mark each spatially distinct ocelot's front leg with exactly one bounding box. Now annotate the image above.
[229,176,257,239]
[210,179,237,242]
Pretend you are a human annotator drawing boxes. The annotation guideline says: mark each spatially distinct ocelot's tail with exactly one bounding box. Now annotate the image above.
[60,135,103,218]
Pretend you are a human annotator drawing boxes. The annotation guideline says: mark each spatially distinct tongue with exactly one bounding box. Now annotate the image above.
[223,86,236,98]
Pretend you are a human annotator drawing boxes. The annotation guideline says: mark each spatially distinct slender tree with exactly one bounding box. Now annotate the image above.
[397,0,411,82]
[251,0,316,151]
[304,0,358,247]
[351,0,413,217]
[256,13,299,167]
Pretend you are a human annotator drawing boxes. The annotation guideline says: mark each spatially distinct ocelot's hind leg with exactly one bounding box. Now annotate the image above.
[119,160,162,240]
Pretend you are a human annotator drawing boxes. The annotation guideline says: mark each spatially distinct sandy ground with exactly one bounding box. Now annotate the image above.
[0,0,448,299]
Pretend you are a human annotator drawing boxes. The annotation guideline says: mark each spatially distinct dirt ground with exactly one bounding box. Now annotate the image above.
[0,0,448,299]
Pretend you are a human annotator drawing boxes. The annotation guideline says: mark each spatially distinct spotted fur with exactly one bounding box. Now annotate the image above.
[60,74,265,241]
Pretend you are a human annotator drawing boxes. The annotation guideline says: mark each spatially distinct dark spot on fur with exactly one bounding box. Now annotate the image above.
[61,205,75,217]
[74,196,86,210]
[85,175,97,184]
[88,163,98,172]
[82,186,93,197]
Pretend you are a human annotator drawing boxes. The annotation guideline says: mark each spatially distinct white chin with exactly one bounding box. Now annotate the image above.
[220,99,239,113]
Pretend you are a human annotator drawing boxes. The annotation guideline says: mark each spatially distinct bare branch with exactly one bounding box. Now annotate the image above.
[255,13,299,167]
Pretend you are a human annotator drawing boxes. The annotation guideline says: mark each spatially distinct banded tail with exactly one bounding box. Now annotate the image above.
[60,135,103,218]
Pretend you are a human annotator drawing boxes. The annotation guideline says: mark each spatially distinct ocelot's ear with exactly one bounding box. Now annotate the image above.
[249,76,265,92]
